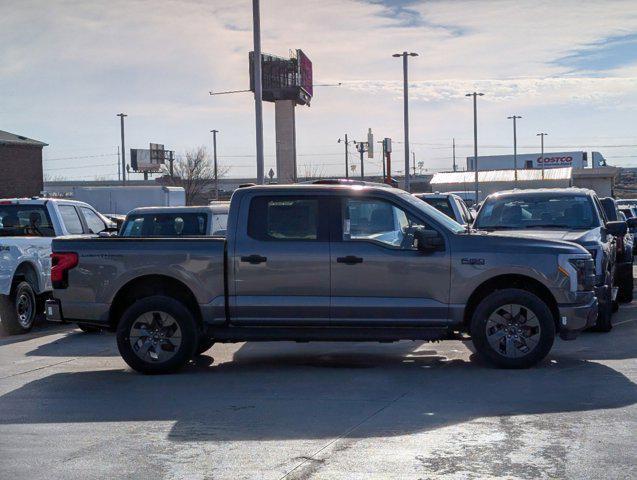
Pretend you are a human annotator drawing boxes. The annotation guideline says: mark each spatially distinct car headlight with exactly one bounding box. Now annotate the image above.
[558,254,595,292]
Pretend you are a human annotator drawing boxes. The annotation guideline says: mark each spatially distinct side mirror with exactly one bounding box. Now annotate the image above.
[414,228,444,252]
[606,220,627,237]
[626,217,637,230]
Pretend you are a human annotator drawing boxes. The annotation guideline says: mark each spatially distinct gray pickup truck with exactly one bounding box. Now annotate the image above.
[47,185,598,373]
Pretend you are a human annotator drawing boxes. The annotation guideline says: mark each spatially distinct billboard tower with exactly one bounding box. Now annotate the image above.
[249,49,313,183]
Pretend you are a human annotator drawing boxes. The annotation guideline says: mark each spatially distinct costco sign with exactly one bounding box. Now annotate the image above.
[534,151,585,169]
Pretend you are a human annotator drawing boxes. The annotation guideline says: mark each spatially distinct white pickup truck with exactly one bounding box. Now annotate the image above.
[0,197,113,335]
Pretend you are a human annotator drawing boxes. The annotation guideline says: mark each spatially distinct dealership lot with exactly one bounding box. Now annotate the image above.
[1,300,636,480]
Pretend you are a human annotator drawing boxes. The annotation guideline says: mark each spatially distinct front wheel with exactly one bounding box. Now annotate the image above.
[617,266,634,303]
[0,281,37,336]
[116,296,198,374]
[470,289,555,369]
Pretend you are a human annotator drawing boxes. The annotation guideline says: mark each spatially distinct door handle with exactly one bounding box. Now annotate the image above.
[241,254,267,264]
[337,255,363,265]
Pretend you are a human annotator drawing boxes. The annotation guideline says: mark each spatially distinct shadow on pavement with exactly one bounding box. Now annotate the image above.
[0,318,71,347]
[1,339,635,442]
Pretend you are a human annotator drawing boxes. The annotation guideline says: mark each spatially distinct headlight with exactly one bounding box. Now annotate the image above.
[559,254,595,292]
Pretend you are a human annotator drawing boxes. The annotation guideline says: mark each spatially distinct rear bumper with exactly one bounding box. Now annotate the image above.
[557,292,598,340]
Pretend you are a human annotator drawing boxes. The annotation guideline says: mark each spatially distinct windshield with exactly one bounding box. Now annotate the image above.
[121,212,209,237]
[0,204,55,237]
[398,191,465,233]
[475,193,599,230]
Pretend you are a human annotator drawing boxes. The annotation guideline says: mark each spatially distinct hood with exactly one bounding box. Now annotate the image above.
[479,227,602,247]
[457,229,589,255]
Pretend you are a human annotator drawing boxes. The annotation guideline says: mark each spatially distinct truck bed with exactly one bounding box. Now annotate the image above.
[52,236,226,325]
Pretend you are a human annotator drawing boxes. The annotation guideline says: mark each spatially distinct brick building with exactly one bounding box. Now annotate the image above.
[0,130,47,198]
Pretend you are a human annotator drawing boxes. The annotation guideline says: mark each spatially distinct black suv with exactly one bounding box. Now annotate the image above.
[474,188,632,331]
[600,197,634,302]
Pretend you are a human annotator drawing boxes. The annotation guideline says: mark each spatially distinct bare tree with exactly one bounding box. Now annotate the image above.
[165,147,230,205]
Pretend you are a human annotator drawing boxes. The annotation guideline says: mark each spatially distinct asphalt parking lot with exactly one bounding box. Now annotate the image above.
[1,305,636,479]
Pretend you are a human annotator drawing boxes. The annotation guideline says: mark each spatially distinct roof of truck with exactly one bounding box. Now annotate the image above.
[128,205,230,216]
[0,197,92,206]
[240,184,401,194]
[487,187,596,198]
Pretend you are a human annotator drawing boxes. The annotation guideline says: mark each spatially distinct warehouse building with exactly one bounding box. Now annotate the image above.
[0,130,47,198]
[430,166,619,201]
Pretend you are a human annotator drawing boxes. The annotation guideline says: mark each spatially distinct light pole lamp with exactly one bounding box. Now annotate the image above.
[465,92,484,204]
[116,113,127,185]
[393,51,418,192]
[537,132,548,179]
[507,115,522,186]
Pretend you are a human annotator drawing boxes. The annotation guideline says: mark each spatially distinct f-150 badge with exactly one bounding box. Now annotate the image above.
[461,258,485,265]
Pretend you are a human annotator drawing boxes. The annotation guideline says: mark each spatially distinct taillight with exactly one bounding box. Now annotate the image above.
[51,252,78,288]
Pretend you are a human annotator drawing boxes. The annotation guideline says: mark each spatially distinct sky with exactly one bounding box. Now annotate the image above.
[1,0,637,180]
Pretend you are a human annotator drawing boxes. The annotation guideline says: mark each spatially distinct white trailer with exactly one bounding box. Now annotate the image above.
[467,151,607,171]
[68,186,185,215]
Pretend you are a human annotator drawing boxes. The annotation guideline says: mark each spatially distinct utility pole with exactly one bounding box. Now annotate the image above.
[466,92,484,204]
[116,113,127,185]
[412,151,416,177]
[378,140,386,181]
[252,0,264,184]
[338,135,350,178]
[393,51,418,192]
[117,146,121,182]
[508,115,522,187]
[537,132,548,180]
[355,141,366,179]
[452,138,456,172]
[211,129,219,200]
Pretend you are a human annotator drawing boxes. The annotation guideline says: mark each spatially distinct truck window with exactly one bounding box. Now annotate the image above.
[121,213,208,237]
[248,197,319,241]
[211,213,228,236]
[80,207,108,234]
[59,205,84,234]
[343,198,424,249]
[0,205,55,237]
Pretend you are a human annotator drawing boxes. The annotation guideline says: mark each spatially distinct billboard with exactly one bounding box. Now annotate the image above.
[249,49,313,105]
[131,143,166,173]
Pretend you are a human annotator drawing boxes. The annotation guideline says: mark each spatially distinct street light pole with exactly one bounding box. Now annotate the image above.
[507,115,522,187]
[466,92,484,204]
[116,113,127,185]
[211,129,219,200]
[338,135,350,178]
[393,51,418,192]
[252,0,264,184]
[537,132,548,180]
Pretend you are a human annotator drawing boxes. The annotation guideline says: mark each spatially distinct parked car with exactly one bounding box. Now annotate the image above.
[48,184,598,373]
[600,197,634,302]
[120,205,229,238]
[0,197,115,335]
[413,192,473,226]
[474,188,633,332]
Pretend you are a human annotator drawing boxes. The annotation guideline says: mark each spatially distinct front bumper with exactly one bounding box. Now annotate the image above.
[557,292,598,340]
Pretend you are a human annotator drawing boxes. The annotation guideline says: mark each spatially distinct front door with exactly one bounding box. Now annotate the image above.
[330,195,451,326]
[232,194,331,325]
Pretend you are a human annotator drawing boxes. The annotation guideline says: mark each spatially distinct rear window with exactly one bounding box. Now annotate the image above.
[0,205,55,237]
[248,197,320,241]
[418,197,455,220]
[121,213,208,237]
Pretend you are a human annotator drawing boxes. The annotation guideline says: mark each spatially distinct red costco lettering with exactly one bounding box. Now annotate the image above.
[537,156,572,164]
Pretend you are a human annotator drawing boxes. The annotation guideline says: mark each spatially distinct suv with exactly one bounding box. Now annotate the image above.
[474,188,632,332]
[414,193,473,226]
[600,197,634,302]
[0,197,114,335]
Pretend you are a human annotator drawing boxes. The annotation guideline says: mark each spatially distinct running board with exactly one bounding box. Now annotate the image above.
[205,326,452,343]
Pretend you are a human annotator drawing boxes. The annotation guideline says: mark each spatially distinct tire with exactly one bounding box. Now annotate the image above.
[0,281,37,336]
[470,288,555,369]
[592,282,613,332]
[116,296,198,374]
[617,266,634,303]
[77,324,102,333]
[196,336,215,355]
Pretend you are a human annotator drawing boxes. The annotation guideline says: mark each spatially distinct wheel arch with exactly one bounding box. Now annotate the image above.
[464,274,560,329]
[12,261,41,293]
[108,275,202,329]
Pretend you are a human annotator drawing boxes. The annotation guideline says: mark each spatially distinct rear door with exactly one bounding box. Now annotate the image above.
[231,194,331,325]
[330,194,452,326]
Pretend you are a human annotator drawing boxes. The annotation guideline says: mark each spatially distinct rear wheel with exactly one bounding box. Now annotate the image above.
[593,284,613,332]
[116,296,198,374]
[470,289,555,369]
[0,281,37,336]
